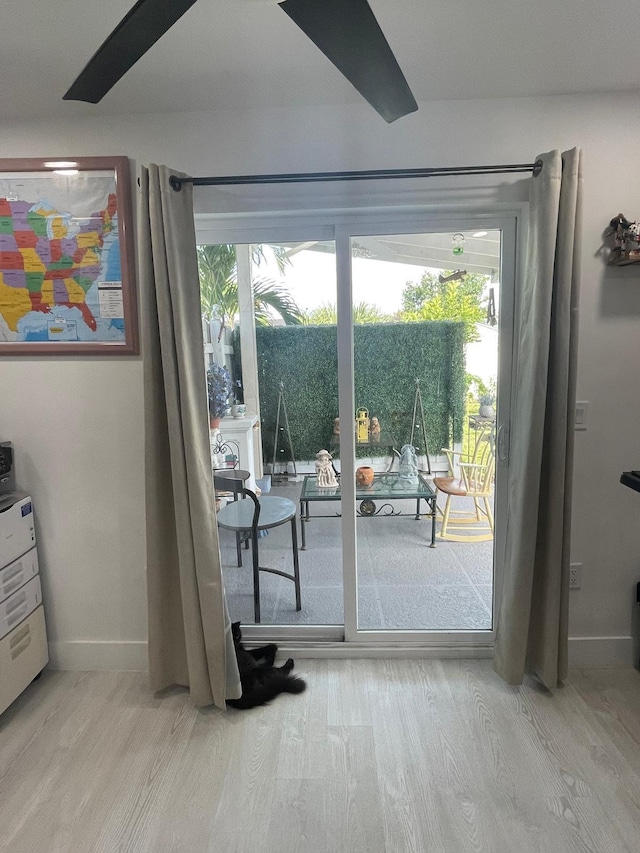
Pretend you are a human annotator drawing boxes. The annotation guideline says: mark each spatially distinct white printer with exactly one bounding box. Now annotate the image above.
[0,479,49,715]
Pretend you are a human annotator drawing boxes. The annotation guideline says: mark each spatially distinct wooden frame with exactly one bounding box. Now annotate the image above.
[0,156,138,355]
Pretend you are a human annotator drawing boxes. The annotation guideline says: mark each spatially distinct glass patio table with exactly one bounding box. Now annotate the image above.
[299,471,437,550]
[330,431,399,472]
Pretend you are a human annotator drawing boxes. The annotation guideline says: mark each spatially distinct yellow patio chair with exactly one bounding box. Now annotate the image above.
[434,429,495,542]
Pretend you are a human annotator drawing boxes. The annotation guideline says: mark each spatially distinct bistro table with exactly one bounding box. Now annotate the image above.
[213,467,251,499]
[299,471,437,549]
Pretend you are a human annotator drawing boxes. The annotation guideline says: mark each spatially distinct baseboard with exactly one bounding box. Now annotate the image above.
[568,635,636,668]
[279,642,495,659]
[48,641,148,671]
[46,636,636,671]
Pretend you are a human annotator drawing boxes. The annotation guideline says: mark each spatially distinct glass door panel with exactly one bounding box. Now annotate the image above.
[350,230,501,631]
[199,239,343,627]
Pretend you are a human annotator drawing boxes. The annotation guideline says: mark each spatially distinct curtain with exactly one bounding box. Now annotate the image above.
[138,164,241,708]
[493,149,582,689]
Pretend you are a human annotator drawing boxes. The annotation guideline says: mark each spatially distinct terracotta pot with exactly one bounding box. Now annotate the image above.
[209,416,221,430]
[356,466,375,487]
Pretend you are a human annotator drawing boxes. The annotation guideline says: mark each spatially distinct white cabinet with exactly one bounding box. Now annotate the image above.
[0,546,39,603]
[0,606,48,715]
[0,494,48,716]
[211,415,259,491]
[0,574,42,640]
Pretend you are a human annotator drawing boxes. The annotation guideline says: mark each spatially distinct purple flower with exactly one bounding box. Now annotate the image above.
[207,364,232,417]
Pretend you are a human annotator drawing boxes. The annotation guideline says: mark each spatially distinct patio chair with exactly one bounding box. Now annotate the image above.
[434,428,495,542]
[214,473,301,623]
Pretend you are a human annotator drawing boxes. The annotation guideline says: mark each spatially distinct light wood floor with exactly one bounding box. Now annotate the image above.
[1,661,640,852]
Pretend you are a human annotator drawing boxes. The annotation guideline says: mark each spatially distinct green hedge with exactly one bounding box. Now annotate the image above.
[241,322,465,463]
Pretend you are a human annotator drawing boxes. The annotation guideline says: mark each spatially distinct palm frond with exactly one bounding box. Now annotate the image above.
[197,244,303,330]
[252,277,305,326]
[251,244,292,276]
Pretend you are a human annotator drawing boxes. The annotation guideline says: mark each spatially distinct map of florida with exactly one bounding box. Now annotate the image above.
[0,193,118,334]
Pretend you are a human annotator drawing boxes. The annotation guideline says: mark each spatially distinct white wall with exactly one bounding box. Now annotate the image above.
[2,91,639,667]
[1,359,147,668]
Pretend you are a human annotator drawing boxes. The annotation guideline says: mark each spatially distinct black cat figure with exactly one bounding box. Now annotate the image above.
[227,622,306,710]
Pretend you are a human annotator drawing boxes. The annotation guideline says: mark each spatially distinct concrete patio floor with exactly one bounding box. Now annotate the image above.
[220,478,494,631]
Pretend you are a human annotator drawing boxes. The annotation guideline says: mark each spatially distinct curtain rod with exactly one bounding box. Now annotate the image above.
[169,160,543,191]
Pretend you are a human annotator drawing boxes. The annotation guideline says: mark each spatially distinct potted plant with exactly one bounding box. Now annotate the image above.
[230,379,246,419]
[478,391,496,419]
[206,363,232,429]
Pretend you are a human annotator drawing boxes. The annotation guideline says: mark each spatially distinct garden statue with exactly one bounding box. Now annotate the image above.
[333,417,340,435]
[397,444,419,486]
[369,416,381,441]
[315,449,338,488]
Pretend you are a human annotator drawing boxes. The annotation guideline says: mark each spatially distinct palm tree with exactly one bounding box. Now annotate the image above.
[304,301,392,324]
[198,244,237,330]
[197,244,304,340]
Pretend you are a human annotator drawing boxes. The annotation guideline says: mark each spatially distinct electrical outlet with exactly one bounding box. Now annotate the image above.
[570,563,582,589]
[575,401,589,430]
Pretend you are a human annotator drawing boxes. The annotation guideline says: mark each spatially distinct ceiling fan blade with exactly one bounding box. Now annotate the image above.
[279,0,417,123]
[63,0,199,103]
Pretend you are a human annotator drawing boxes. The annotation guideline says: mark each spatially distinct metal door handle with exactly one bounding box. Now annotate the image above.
[496,423,509,462]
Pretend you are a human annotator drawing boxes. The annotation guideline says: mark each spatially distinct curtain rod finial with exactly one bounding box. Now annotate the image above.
[533,159,544,177]
[169,175,183,191]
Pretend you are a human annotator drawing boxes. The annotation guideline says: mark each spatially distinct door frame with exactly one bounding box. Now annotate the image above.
[195,202,526,654]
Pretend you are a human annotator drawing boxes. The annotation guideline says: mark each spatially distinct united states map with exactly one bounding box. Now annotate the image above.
[0,192,123,342]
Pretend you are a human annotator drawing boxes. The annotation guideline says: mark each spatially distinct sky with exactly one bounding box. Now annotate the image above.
[255,247,498,382]
[256,249,433,315]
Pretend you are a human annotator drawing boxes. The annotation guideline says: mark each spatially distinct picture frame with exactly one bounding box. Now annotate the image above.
[0,156,138,355]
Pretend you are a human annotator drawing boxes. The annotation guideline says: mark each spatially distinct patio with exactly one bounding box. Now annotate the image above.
[220,477,494,631]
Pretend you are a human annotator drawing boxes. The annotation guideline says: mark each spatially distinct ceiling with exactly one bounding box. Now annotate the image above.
[280,230,502,276]
[1,0,637,122]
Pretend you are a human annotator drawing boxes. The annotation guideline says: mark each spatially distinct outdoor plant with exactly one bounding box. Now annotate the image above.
[256,322,466,461]
[197,244,304,340]
[469,376,496,407]
[232,378,244,405]
[478,390,496,407]
[477,379,497,418]
[207,363,232,418]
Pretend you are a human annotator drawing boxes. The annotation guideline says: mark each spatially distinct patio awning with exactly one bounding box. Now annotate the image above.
[280,229,501,277]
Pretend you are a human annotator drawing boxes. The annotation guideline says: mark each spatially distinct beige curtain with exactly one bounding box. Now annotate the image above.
[494,149,582,689]
[138,164,241,708]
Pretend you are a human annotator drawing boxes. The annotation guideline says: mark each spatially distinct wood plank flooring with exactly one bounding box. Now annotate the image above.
[1,661,640,852]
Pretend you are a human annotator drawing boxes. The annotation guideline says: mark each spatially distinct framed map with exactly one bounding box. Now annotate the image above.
[0,156,138,355]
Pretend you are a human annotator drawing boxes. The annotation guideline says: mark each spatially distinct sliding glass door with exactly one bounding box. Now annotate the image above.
[197,209,518,649]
